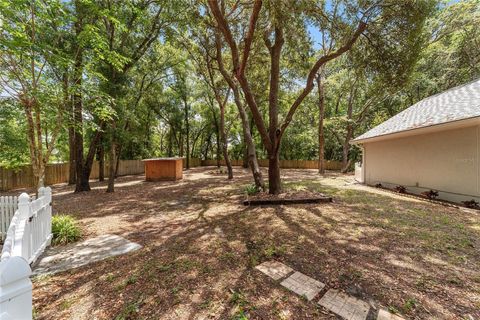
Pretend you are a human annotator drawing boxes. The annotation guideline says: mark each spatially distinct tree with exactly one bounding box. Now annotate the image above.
[208,0,429,194]
[316,71,326,174]
[93,0,178,192]
[0,0,68,189]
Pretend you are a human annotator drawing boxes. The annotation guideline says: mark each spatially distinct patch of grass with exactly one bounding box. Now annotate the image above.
[114,299,142,320]
[125,275,137,285]
[230,289,251,320]
[220,251,237,263]
[283,181,339,196]
[51,215,81,245]
[263,244,286,259]
[339,268,363,283]
[246,239,287,267]
[230,290,248,307]
[232,310,249,320]
[388,305,400,314]
[244,184,260,196]
[199,299,212,309]
[116,274,138,291]
[402,298,417,313]
[59,298,75,310]
[157,263,173,272]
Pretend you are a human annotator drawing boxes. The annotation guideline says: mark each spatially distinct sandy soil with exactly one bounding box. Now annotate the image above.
[30,167,480,320]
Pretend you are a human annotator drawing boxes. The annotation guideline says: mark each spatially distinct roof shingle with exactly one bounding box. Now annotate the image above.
[353,78,480,142]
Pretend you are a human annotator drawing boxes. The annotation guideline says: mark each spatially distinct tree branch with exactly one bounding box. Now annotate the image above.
[278,21,367,142]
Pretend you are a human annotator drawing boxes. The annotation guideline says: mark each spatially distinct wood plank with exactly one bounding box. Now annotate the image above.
[243,196,332,206]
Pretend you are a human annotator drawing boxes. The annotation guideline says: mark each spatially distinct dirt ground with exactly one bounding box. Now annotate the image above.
[30,167,480,320]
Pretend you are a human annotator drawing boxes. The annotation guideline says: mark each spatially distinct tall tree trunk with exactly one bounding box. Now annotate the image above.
[63,72,76,185]
[225,86,263,186]
[68,127,76,185]
[219,101,233,179]
[107,123,116,193]
[73,47,84,192]
[235,93,263,189]
[213,31,263,188]
[203,133,211,160]
[115,144,121,178]
[184,98,190,170]
[242,147,248,168]
[78,127,103,191]
[98,143,105,181]
[211,110,221,168]
[169,129,174,157]
[266,27,283,195]
[72,1,90,192]
[316,73,326,175]
[341,80,357,173]
[179,133,184,157]
[268,151,281,194]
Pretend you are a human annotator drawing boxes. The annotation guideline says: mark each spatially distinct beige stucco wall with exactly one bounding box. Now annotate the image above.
[363,124,480,203]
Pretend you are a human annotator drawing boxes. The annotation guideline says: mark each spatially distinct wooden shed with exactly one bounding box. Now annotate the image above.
[142,158,184,181]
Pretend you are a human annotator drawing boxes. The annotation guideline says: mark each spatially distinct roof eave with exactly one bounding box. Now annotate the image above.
[351,115,480,145]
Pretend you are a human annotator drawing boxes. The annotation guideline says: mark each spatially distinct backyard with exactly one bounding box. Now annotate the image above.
[31,167,480,320]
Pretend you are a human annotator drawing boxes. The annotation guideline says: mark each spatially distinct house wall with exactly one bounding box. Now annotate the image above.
[363,124,480,203]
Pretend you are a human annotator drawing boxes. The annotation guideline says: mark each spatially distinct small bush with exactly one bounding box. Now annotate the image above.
[394,185,407,193]
[462,199,479,209]
[421,190,439,200]
[52,215,81,245]
[375,183,382,188]
[244,184,259,196]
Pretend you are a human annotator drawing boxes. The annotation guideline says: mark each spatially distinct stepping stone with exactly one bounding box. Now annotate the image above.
[318,289,370,320]
[32,234,141,276]
[377,309,405,320]
[280,271,325,301]
[255,261,293,281]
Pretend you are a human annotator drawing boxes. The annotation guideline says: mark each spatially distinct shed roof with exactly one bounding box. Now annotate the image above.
[352,78,480,143]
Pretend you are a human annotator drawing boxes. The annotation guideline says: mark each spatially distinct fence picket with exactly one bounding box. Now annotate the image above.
[0,158,344,191]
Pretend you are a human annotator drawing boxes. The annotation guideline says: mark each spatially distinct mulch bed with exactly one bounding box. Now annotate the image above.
[371,184,480,211]
[244,191,332,206]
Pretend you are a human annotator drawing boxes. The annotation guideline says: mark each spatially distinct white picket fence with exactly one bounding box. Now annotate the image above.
[0,187,52,320]
[0,196,18,242]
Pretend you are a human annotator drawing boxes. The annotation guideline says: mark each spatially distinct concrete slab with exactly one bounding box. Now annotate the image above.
[32,234,141,276]
[318,289,370,320]
[255,261,293,281]
[280,271,325,301]
[377,309,405,320]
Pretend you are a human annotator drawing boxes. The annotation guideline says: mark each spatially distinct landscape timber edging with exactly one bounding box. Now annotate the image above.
[243,196,333,206]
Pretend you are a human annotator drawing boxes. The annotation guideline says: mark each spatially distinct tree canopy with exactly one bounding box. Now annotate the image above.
[0,0,478,193]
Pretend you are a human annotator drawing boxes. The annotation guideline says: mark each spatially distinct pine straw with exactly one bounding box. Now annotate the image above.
[32,167,480,319]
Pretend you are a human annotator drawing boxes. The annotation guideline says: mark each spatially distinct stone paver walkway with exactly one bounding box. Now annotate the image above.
[255,260,405,320]
[280,271,325,301]
[318,289,370,320]
[32,234,141,276]
[255,260,293,280]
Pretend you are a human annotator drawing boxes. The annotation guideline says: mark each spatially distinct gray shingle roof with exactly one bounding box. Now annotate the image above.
[353,78,480,142]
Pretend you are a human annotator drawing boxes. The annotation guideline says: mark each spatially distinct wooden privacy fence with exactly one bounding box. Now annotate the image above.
[0,158,342,191]
[0,160,146,191]
[200,159,342,170]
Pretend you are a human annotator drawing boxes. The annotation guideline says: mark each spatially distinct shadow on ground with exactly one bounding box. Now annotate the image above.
[32,167,480,319]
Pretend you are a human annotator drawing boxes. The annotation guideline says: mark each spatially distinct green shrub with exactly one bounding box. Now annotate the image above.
[244,184,259,196]
[52,215,81,245]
